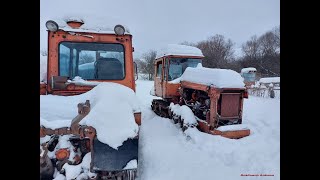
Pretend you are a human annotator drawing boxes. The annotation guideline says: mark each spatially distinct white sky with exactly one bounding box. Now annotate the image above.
[40,0,279,58]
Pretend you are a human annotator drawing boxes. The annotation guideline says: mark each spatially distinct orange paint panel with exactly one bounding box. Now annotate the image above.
[163,82,180,98]
[46,30,135,95]
[181,81,210,92]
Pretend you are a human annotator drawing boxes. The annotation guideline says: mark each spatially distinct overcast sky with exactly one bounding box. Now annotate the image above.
[40,0,279,58]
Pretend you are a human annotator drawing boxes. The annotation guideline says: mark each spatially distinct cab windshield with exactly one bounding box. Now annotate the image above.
[59,42,125,80]
[168,58,201,81]
[242,72,256,82]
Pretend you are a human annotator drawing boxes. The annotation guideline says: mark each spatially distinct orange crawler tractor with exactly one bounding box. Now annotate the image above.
[40,18,140,180]
[151,44,250,139]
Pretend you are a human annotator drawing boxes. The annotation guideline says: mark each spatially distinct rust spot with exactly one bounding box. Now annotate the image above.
[55,148,70,161]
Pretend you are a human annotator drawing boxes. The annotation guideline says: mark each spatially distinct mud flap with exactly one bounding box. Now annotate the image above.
[91,138,138,172]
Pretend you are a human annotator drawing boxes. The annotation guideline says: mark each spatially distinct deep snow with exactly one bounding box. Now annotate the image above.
[136,80,279,180]
[41,80,279,180]
[40,83,140,150]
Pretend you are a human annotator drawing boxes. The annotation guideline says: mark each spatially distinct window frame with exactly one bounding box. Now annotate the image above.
[156,62,163,78]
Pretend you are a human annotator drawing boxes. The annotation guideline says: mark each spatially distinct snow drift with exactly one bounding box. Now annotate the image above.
[40,82,141,149]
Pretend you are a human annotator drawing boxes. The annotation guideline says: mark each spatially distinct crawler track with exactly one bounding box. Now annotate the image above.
[151,99,196,132]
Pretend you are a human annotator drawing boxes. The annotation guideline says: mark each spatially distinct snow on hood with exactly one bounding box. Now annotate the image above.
[156,44,204,59]
[179,66,245,88]
[51,15,130,35]
[40,82,141,149]
[40,54,47,83]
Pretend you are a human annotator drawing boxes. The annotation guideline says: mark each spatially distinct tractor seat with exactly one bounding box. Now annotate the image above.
[94,58,124,80]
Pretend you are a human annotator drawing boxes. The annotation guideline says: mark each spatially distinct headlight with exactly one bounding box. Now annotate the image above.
[45,20,59,32]
[114,24,125,35]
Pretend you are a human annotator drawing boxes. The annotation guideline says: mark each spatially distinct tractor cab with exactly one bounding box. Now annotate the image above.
[151,44,250,139]
[240,67,257,87]
[41,19,136,96]
[40,18,140,179]
[153,44,204,99]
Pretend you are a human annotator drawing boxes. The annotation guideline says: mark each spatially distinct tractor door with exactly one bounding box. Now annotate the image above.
[162,58,170,97]
[154,59,163,97]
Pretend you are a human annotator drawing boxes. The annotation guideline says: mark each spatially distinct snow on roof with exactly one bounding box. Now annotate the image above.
[52,15,130,35]
[241,67,257,73]
[179,66,245,88]
[156,44,204,59]
[40,82,141,149]
[259,77,280,84]
[40,54,47,83]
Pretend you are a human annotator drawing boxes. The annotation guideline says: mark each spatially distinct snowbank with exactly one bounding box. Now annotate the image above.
[180,66,245,88]
[259,77,280,84]
[241,67,256,73]
[156,44,204,59]
[40,54,47,82]
[51,15,130,35]
[40,83,141,149]
[138,81,280,180]
[169,103,197,125]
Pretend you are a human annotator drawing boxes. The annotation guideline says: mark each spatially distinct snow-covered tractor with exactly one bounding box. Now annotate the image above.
[40,18,140,180]
[240,67,257,87]
[151,44,250,139]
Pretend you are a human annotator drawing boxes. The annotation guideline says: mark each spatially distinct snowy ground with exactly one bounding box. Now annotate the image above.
[41,80,279,180]
[135,80,280,180]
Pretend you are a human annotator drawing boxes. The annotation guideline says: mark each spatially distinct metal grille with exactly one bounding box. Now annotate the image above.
[220,93,240,117]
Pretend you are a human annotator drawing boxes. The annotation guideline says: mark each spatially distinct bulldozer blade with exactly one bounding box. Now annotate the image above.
[92,138,138,172]
[211,129,250,139]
